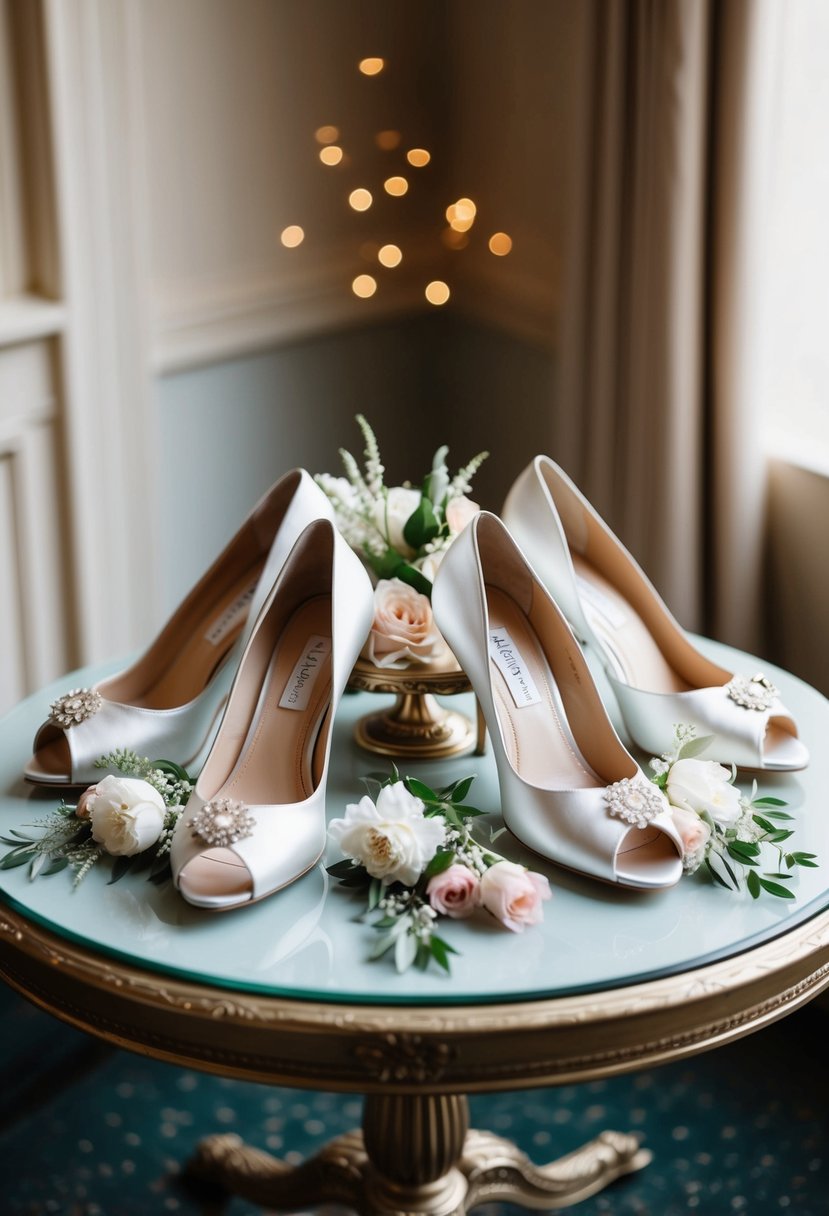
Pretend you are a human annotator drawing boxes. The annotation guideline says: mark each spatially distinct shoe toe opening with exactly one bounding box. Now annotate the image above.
[763,721,809,771]
[615,826,682,889]
[178,849,253,908]
[25,727,71,785]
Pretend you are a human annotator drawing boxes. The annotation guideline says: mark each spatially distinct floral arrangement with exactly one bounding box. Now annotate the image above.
[651,726,816,898]
[327,769,550,974]
[0,752,192,886]
[316,415,488,669]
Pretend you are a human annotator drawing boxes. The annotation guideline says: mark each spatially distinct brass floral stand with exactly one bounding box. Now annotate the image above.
[349,658,484,760]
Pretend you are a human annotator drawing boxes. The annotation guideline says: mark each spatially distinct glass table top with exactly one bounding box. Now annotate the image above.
[1,640,827,1007]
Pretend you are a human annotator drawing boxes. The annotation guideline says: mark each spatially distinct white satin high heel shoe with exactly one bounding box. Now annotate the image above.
[503,456,808,772]
[25,469,333,787]
[171,518,374,910]
[432,512,683,890]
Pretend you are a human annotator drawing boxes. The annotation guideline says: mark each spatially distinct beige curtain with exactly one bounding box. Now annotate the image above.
[555,0,775,652]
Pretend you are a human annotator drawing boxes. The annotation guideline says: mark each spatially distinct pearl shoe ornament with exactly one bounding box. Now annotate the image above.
[190,799,255,848]
[502,456,808,772]
[25,469,333,787]
[431,511,682,890]
[48,688,103,729]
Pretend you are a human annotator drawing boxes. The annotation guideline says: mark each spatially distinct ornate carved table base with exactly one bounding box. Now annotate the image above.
[189,1093,650,1214]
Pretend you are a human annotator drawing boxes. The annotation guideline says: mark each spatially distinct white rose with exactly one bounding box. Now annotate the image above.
[445,495,480,535]
[415,549,446,584]
[666,758,742,830]
[364,578,444,668]
[373,486,422,557]
[328,782,446,886]
[87,774,166,856]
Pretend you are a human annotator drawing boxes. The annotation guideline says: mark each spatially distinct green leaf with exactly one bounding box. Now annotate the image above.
[445,776,475,804]
[727,840,761,857]
[766,830,794,844]
[368,932,396,961]
[727,844,759,867]
[700,856,724,894]
[368,878,383,912]
[41,856,69,877]
[747,869,762,899]
[0,848,37,870]
[151,758,193,784]
[405,777,439,803]
[148,862,172,885]
[758,877,796,900]
[752,815,778,834]
[394,562,433,598]
[762,810,794,820]
[752,798,789,808]
[326,859,357,878]
[791,852,819,868]
[429,934,459,974]
[763,872,793,881]
[403,494,440,550]
[424,848,456,880]
[677,734,715,760]
[108,856,134,885]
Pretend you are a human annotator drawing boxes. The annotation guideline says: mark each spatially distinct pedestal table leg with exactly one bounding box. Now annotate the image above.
[188,1090,651,1214]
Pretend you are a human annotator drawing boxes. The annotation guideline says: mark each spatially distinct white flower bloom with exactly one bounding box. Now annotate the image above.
[87,774,166,857]
[666,758,742,830]
[445,495,480,535]
[364,578,444,668]
[328,782,446,886]
[373,486,422,557]
[669,805,712,873]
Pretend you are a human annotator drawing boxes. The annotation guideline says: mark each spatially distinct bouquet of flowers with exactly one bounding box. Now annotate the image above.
[316,415,487,669]
[652,726,816,898]
[327,769,551,974]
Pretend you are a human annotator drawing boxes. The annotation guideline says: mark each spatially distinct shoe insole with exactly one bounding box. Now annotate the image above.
[572,553,692,694]
[487,587,600,790]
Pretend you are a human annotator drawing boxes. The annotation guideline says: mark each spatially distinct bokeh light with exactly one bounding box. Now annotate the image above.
[352,274,378,298]
[441,227,469,250]
[280,225,304,248]
[349,188,373,212]
[378,244,402,268]
[319,145,344,166]
[359,58,384,76]
[375,130,401,151]
[384,176,409,197]
[315,125,339,144]
[488,232,513,256]
[406,148,431,167]
[425,280,450,305]
[447,198,477,232]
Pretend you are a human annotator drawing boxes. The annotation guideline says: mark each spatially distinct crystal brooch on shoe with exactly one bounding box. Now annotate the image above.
[48,688,103,729]
[726,674,779,712]
[604,776,665,828]
[190,798,255,848]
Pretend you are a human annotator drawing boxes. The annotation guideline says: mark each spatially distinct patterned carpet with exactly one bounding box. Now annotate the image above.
[0,981,826,1215]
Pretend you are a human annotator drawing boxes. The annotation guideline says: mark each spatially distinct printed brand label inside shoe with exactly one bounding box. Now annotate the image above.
[488,628,542,708]
[575,575,628,630]
[279,635,332,711]
[205,579,259,646]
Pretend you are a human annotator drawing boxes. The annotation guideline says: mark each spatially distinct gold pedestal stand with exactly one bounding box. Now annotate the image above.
[190,1091,650,1214]
[349,659,485,760]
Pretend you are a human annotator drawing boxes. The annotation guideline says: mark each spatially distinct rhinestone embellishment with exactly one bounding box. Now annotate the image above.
[604,776,665,828]
[727,673,779,712]
[48,688,103,729]
[190,798,255,848]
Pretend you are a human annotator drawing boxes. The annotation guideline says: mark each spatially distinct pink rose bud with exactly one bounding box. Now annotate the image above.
[479,861,551,933]
[670,805,711,859]
[426,864,482,918]
[75,784,98,819]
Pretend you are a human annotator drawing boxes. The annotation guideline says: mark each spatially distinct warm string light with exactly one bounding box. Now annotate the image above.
[282,59,513,303]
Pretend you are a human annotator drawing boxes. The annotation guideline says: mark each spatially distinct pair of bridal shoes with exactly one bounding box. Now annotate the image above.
[171,518,374,909]
[503,456,807,773]
[25,469,334,787]
[432,512,684,890]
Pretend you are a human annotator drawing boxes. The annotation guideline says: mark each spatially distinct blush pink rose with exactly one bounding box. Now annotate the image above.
[364,578,442,668]
[75,785,97,819]
[446,495,480,535]
[669,805,711,861]
[426,864,482,918]
[479,861,551,933]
